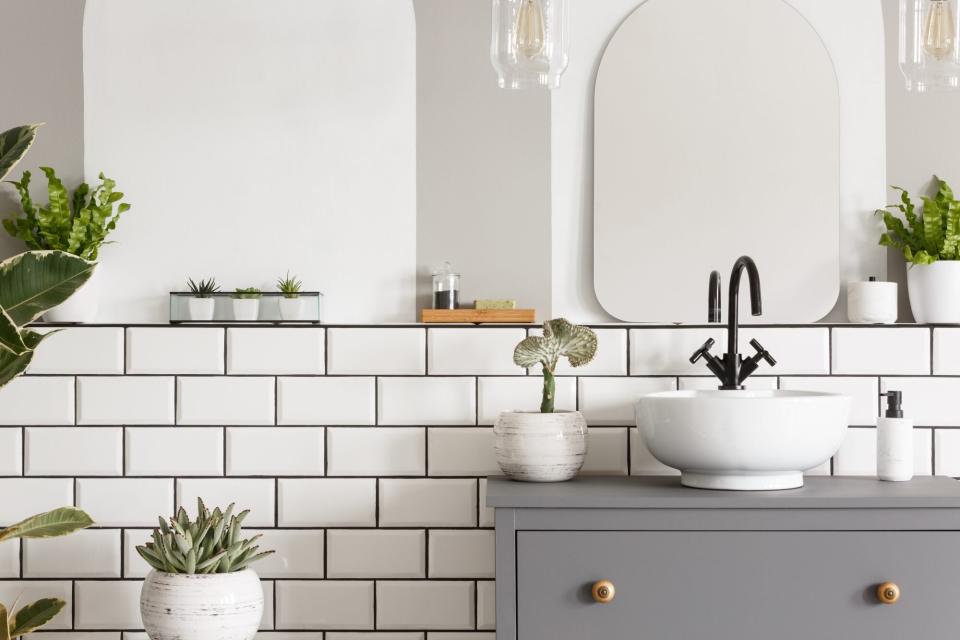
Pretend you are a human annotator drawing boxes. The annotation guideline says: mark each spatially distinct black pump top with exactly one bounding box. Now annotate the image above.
[882,390,903,418]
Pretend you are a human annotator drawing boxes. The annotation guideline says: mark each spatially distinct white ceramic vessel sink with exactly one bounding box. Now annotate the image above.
[636,390,851,491]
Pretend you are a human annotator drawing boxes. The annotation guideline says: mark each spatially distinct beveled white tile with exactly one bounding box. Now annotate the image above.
[278,377,375,425]
[780,377,879,425]
[376,581,474,630]
[915,428,933,476]
[248,529,324,578]
[328,328,425,375]
[177,376,274,425]
[881,377,960,426]
[378,377,476,426]
[530,328,627,376]
[327,529,425,578]
[24,529,120,578]
[257,634,326,640]
[35,633,120,640]
[426,428,498,477]
[126,427,224,476]
[427,530,494,578]
[126,327,224,374]
[276,580,374,630]
[227,427,324,476]
[427,328,525,375]
[833,428,876,476]
[581,427,629,475]
[478,478,494,527]
[740,328,829,375]
[78,377,174,425]
[123,529,153,578]
[579,377,676,426]
[935,429,960,476]
[327,428,424,476]
[177,478,275,526]
[0,581,72,629]
[426,635,494,640]
[630,328,725,376]
[0,478,74,523]
[29,327,124,374]
[75,580,142,629]
[278,478,376,527]
[832,327,930,375]
[0,377,75,425]
[0,540,18,577]
[477,581,495,630]
[629,429,680,476]
[327,634,422,640]
[379,479,477,528]
[261,580,275,630]
[0,428,22,475]
[26,427,123,476]
[228,328,324,374]
[934,328,960,374]
[77,478,173,527]
[477,377,576,425]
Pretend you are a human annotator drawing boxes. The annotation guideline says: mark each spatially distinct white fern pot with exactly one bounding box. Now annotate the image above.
[140,569,263,640]
[187,297,216,321]
[493,410,588,482]
[278,296,307,321]
[232,298,260,321]
[907,262,960,324]
[44,268,100,323]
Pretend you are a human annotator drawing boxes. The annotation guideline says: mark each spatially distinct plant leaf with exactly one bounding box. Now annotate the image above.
[0,507,94,544]
[0,330,43,391]
[0,602,9,640]
[0,308,27,356]
[921,195,945,256]
[513,335,553,369]
[542,318,598,368]
[0,251,96,325]
[8,598,65,637]
[0,124,41,183]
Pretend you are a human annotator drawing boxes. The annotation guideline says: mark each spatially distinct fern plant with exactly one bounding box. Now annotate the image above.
[3,168,131,261]
[876,176,960,265]
[187,278,220,298]
[276,272,302,298]
[137,500,274,575]
[513,319,598,413]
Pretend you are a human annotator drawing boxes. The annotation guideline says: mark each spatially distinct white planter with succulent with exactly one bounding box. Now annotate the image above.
[493,319,597,482]
[878,177,960,323]
[138,501,274,640]
[276,271,306,320]
[232,288,261,321]
[187,277,219,321]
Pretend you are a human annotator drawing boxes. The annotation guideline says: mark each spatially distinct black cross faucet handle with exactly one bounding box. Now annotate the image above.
[749,338,776,366]
[689,338,716,364]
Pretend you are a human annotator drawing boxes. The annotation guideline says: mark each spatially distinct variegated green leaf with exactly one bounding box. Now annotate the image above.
[0,602,10,640]
[8,598,65,637]
[0,507,94,543]
[0,124,41,183]
[0,308,27,356]
[0,251,96,325]
[0,330,44,390]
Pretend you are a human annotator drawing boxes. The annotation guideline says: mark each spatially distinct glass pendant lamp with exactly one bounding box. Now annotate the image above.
[491,0,569,89]
[900,0,960,91]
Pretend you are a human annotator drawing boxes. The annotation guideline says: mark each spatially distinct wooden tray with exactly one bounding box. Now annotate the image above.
[421,309,536,324]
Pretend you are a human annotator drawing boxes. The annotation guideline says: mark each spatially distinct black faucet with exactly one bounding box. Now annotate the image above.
[690,256,776,389]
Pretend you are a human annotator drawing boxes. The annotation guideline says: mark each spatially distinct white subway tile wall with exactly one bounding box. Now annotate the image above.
[6,324,958,635]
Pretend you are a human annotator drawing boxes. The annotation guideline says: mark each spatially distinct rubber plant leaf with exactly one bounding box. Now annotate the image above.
[0,507,94,544]
[0,251,96,325]
[0,308,27,356]
[0,330,44,390]
[0,124,41,183]
[0,602,10,640]
[8,598,66,637]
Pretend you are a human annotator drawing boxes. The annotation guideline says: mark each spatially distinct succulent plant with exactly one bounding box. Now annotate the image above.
[276,271,302,298]
[187,277,220,298]
[137,500,274,575]
[233,287,261,299]
[513,318,598,413]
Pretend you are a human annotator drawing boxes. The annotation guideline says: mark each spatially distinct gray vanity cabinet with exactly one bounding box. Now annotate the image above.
[487,476,960,639]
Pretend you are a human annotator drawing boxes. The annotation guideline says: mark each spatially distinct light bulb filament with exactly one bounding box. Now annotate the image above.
[516,0,546,58]
[924,0,956,60]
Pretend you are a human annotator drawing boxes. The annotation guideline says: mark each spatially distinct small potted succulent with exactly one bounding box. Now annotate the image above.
[877,177,960,323]
[186,277,219,321]
[138,501,274,640]
[232,287,261,321]
[494,318,598,482]
[276,271,306,320]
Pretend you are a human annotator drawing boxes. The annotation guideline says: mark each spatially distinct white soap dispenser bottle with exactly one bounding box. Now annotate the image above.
[877,390,913,482]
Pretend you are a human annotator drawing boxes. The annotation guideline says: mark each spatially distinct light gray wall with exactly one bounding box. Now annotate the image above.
[414,0,552,316]
[882,0,960,321]
[0,0,85,261]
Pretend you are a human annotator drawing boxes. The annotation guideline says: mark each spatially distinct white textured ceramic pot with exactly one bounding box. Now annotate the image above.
[187,297,216,321]
[44,268,99,323]
[140,569,263,640]
[907,262,960,323]
[493,411,587,482]
[232,298,260,321]
[278,296,306,321]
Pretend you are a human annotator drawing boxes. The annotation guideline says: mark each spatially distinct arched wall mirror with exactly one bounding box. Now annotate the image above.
[594,0,840,323]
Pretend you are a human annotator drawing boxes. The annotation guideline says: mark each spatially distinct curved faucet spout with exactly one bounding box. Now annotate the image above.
[725,256,762,388]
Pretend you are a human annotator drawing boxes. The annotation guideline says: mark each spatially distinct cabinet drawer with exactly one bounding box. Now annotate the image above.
[516,531,960,639]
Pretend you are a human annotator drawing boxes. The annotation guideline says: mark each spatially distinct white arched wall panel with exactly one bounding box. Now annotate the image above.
[83,0,416,322]
[552,0,886,323]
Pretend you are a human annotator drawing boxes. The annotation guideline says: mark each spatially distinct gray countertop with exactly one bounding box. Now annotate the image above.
[486,475,960,509]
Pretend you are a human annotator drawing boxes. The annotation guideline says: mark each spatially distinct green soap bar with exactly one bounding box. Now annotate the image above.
[475,299,517,310]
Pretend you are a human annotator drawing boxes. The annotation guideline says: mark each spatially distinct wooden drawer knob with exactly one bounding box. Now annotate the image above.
[591,580,616,604]
[877,582,900,605]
